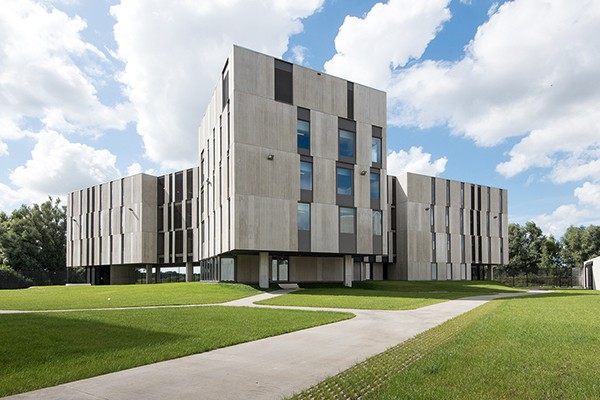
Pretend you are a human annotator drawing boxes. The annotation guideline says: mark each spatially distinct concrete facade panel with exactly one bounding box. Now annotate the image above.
[311,203,339,253]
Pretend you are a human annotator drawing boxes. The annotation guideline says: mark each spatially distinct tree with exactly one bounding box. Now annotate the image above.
[0,198,66,284]
[507,221,544,286]
[540,235,562,286]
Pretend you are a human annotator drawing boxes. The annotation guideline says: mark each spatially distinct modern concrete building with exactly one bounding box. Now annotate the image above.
[387,173,508,281]
[66,45,507,287]
[581,256,600,290]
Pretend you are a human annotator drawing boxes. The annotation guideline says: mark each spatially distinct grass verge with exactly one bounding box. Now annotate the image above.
[292,290,600,400]
[257,281,522,310]
[0,282,261,310]
[0,306,352,397]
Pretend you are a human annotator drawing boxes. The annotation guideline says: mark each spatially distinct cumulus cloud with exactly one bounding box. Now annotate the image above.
[574,182,600,209]
[535,181,600,236]
[9,131,120,197]
[110,0,323,169]
[387,146,447,177]
[387,0,600,179]
[0,0,132,154]
[290,45,308,65]
[324,0,451,90]
[324,0,600,183]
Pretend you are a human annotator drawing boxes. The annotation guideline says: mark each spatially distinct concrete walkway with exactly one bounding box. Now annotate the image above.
[5,290,543,400]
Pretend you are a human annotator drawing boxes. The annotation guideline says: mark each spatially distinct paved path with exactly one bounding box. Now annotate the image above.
[4,290,543,400]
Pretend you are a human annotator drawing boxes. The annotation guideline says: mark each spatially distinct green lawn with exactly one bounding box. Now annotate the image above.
[0,306,352,397]
[257,281,523,310]
[293,290,600,400]
[0,282,261,310]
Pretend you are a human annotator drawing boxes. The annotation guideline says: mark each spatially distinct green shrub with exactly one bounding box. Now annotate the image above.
[0,265,33,289]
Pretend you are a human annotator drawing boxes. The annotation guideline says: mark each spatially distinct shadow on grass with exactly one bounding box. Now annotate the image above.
[0,312,187,372]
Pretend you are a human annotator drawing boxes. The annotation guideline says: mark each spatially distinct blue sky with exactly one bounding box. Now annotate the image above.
[1,0,599,237]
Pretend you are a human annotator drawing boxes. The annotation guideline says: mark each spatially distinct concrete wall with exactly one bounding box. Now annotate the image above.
[387,172,508,281]
[67,173,158,269]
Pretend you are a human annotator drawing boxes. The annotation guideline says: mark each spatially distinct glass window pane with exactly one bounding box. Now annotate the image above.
[300,161,313,191]
[372,137,382,163]
[339,129,355,159]
[298,203,310,231]
[278,259,288,281]
[221,258,235,282]
[372,210,382,236]
[431,263,438,280]
[297,120,310,151]
[337,167,353,196]
[340,207,355,234]
[370,173,380,199]
[272,259,278,281]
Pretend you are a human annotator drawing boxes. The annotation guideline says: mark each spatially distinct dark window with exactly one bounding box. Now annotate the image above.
[187,230,193,255]
[300,161,313,191]
[446,180,451,206]
[158,176,165,205]
[297,107,310,153]
[430,207,435,231]
[201,221,205,243]
[471,184,475,209]
[175,231,183,254]
[298,203,310,231]
[445,207,450,232]
[347,81,354,120]
[186,200,192,229]
[339,129,355,160]
[158,206,164,232]
[460,210,464,233]
[372,137,382,164]
[297,120,310,152]
[500,189,504,213]
[187,169,193,199]
[372,210,382,236]
[339,207,355,234]
[222,68,229,109]
[274,59,293,104]
[460,182,465,208]
[431,177,436,204]
[174,203,182,230]
[370,172,380,199]
[337,167,353,196]
[431,263,438,280]
[175,172,183,202]
[157,233,164,256]
[200,155,204,184]
[487,187,491,210]
[477,186,482,209]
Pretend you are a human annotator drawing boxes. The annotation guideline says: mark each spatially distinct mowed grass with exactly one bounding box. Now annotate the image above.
[293,290,600,400]
[257,280,522,310]
[0,282,261,310]
[0,306,352,397]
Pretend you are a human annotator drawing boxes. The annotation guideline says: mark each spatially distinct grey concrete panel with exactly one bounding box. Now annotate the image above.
[356,207,373,254]
[311,203,338,253]
[293,65,346,117]
[233,46,274,104]
[321,257,343,281]
[313,157,336,205]
[311,112,338,161]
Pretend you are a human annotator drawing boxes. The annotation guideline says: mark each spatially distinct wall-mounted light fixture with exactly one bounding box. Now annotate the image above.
[72,217,79,225]
[267,154,275,160]
[205,179,212,185]
[493,215,498,219]
[360,170,367,175]
[425,207,430,211]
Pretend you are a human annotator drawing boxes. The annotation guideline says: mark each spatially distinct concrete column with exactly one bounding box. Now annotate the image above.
[259,252,269,289]
[145,265,153,284]
[344,255,353,287]
[186,261,194,282]
[155,266,161,283]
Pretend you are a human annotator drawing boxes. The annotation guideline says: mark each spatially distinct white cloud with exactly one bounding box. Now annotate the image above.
[384,0,600,179]
[574,181,600,209]
[9,131,120,198]
[324,0,600,183]
[387,146,447,177]
[290,45,308,65]
[126,162,142,176]
[110,0,323,169]
[0,0,132,154]
[324,0,451,90]
[534,181,600,236]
